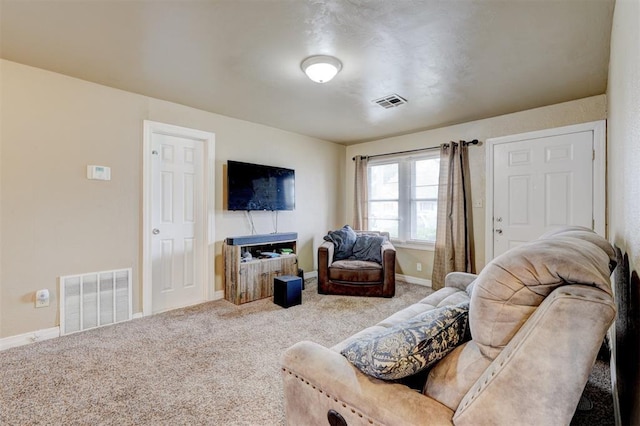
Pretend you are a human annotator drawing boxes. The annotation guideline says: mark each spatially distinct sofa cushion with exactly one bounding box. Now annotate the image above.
[323,225,357,260]
[329,260,382,283]
[340,302,470,380]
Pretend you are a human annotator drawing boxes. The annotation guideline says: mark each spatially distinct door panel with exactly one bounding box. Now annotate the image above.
[492,130,593,258]
[151,134,204,313]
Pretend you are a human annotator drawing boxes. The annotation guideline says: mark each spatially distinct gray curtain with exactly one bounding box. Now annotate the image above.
[432,142,472,289]
[353,155,369,230]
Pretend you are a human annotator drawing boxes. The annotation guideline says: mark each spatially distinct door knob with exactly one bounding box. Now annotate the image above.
[152,228,160,235]
[495,228,503,235]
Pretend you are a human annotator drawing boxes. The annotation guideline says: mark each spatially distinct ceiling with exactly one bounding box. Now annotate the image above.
[0,0,615,145]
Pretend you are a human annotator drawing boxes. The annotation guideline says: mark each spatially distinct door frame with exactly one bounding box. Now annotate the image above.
[142,120,216,316]
[485,120,606,262]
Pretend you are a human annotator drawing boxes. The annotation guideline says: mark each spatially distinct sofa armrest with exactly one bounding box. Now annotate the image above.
[281,341,454,425]
[444,272,477,292]
[453,285,616,425]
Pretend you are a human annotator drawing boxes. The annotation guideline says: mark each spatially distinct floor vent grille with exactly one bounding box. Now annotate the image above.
[59,268,132,336]
[372,93,408,109]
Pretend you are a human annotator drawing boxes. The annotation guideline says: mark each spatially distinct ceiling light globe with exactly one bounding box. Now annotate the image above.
[301,55,342,83]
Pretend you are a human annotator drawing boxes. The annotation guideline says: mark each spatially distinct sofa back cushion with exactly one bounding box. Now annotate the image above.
[470,228,614,360]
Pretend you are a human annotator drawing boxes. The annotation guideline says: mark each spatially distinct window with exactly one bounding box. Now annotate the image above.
[368,153,440,244]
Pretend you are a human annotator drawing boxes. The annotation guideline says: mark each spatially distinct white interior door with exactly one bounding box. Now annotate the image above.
[487,121,605,260]
[142,119,217,315]
[151,134,205,313]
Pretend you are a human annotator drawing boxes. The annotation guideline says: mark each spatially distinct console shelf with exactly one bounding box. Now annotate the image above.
[224,233,298,305]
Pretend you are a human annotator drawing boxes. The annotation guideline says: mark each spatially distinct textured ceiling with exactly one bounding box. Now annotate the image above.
[0,0,615,145]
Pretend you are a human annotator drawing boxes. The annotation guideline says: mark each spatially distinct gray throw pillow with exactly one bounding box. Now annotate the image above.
[341,302,470,380]
[323,225,357,260]
[351,234,386,263]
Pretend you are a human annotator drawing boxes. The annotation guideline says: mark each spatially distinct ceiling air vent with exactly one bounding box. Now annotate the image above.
[372,94,408,109]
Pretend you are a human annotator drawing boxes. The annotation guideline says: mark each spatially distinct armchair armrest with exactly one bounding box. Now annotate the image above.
[381,241,396,297]
[281,341,454,425]
[317,241,334,293]
[318,240,334,267]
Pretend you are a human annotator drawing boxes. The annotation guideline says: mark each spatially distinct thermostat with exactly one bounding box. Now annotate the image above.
[87,165,111,181]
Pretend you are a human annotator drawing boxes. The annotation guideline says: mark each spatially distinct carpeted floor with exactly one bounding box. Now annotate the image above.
[0,279,614,425]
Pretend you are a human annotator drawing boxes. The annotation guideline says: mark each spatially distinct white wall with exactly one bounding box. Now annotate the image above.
[0,60,344,338]
[607,0,640,423]
[345,95,607,278]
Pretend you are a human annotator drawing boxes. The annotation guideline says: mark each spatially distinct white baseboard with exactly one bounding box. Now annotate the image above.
[0,326,60,351]
[304,271,318,280]
[396,274,432,287]
[213,290,225,300]
[132,312,144,319]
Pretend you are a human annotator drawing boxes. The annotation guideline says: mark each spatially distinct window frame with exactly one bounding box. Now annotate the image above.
[367,151,439,250]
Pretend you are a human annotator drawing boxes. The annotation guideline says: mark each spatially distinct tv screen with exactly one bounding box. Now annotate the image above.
[227,161,295,211]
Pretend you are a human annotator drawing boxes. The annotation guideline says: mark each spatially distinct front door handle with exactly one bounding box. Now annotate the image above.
[152,228,160,235]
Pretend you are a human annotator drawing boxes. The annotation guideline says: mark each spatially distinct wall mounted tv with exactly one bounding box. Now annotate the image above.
[227,160,295,211]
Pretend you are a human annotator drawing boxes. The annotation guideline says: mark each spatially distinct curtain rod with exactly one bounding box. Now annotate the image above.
[352,139,480,161]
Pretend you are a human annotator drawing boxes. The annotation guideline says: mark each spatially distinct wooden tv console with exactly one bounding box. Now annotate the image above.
[224,233,298,305]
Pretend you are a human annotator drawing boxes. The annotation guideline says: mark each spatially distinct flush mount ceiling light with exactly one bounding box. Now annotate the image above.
[301,55,342,83]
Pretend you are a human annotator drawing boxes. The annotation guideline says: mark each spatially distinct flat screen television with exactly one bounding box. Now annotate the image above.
[227,160,295,211]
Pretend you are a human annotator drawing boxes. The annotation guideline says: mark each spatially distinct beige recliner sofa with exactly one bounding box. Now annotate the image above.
[281,227,616,425]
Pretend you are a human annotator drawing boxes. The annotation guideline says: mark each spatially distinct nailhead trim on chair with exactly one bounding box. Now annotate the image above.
[282,367,377,425]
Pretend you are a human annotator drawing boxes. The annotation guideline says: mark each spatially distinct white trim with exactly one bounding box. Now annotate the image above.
[485,120,606,262]
[0,327,60,351]
[142,121,216,316]
[396,274,432,287]
[132,312,144,319]
[392,241,435,251]
[213,290,225,300]
[303,270,318,280]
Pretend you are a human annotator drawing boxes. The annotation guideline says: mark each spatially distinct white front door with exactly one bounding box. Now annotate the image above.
[141,119,218,315]
[487,121,605,259]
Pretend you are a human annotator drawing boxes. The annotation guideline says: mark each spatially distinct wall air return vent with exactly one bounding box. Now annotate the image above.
[372,94,408,109]
[59,268,132,335]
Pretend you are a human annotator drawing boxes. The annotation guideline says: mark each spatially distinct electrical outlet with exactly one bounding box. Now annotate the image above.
[35,289,50,308]
[416,262,422,272]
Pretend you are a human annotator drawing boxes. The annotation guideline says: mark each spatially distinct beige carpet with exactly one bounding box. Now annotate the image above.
[0,279,433,425]
[0,279,613,425]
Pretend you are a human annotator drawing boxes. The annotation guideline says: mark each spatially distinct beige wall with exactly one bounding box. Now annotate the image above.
[607,0,640,423]
[0,60,344,338]
[345,95,607,279]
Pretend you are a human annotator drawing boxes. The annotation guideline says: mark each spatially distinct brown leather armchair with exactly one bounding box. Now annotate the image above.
[318,230,395,297]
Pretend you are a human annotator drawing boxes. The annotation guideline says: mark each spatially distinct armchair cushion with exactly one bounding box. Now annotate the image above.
[340,302,470,380]
[329,260,382,283]
[323,225,357,260]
